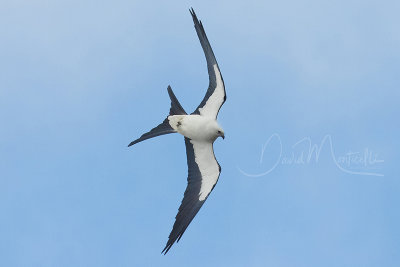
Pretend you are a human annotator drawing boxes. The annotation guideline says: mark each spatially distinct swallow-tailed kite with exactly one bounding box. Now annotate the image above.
[128,8,226,254]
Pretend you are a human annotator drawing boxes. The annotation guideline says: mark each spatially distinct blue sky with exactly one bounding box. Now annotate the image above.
[1,0,399,266]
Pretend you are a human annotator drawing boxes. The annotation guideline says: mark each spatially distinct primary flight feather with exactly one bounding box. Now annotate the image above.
[128,8,226,254]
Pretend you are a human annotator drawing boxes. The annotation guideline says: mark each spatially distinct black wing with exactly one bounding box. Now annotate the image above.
[162,137,221,254]
[190,8,226,119]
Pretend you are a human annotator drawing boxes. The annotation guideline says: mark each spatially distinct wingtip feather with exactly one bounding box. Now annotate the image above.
[127,140,137,147]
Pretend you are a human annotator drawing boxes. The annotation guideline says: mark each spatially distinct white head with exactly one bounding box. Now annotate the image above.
[208,121,225,141]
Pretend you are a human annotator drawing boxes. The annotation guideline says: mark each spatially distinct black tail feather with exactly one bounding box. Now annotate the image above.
[167,85,187,115]
[127,117,175,147]
[128,86,186,147]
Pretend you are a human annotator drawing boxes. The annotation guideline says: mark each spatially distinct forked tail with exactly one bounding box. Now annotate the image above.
[128,86,187,147]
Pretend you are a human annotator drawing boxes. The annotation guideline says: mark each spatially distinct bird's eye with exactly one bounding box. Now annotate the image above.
[217,130,221,134]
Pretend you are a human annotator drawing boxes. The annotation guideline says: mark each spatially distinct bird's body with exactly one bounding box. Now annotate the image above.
[128,8,226,254]
[168,114,224,142]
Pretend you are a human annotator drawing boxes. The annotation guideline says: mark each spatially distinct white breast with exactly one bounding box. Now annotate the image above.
[168,115,217,142]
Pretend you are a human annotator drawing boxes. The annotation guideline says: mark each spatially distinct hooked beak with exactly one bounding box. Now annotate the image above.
[221,133,225,139]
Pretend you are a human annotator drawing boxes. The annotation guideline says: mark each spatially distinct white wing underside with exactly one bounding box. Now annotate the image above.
[190,139,220,201]
[162,137,221,254]
[198,64,225,119]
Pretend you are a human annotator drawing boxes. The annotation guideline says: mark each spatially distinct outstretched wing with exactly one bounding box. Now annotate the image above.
[162,137,221,254]
[190,8,226,119]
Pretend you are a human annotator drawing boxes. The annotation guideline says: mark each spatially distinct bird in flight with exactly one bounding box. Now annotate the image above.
[128,8,226,254]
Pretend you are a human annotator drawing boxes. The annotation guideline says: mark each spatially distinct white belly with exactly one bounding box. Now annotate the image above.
[168,115,218,142]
